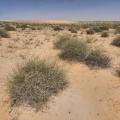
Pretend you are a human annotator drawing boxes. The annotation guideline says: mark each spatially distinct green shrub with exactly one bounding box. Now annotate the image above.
[111,36,120,47]
[86,49,111,68]
[101,31,109,37]
[8,59,67,108]
[86,29,95,35]
[0,29,10,38]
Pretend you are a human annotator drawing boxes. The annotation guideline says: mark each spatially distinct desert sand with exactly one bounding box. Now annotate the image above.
[0,21,120,120]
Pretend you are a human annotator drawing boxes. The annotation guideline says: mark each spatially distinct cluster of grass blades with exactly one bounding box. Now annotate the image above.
[8,59,67,109]
[116,65,120,77]
[55,35,111,68]
[101,31,109,37]
[111,36,120,47]
[0,29,10,38]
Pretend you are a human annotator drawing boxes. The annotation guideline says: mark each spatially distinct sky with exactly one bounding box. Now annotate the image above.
[0,0,120,21]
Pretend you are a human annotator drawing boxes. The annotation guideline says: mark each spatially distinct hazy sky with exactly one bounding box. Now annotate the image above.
[0,0,120,20]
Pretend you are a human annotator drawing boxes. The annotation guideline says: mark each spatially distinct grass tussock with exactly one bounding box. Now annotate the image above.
[55,35,111,68]
[54,35,72,49]
[86,49,111,68]
[116,65,120,77]
[86,29,95,35]
[0,29,10,38]
[8,59,67,109]
[5,25,16,31]
[101,31,109,37]
[111,36,120,47]
[68,27,77,33]
[59,40,90,62]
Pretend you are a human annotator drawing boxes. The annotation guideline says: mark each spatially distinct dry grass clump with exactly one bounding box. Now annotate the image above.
[0,29,10,38]
[59,40,90,62]
[86,29,95,35]
[101,31,109,37]
[116,65,120,77]
[54,35,72,49]
[8,59,67,109]
[68,27,77,33]
[85,49,111,68]
[111,36,120,47]
[5,25,16,31]
[115,27,120,34]
[53,25,64,31]
[94,25,109,32]
[55,35,111,68]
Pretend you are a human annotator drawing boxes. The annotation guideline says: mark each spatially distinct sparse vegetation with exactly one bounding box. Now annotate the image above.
[86,29,95,35]
[101,31,109,37]
[0,29,10,38]
[53,25,63,31]
[85,49,111,68]
[55,35,111,68]
[116,65,120,77]
[111,36,120,47]
[59,39,90,62]
[5,25,16,31]
[68,27,77,33]
[8,59,67,108]
[54,35,71,49]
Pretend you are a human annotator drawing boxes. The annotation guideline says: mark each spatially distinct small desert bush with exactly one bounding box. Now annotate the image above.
[59,40,90,62]
[101,31,109,37]
[53,26,63,31]
[54,35,72,49]
[116,65,120,77]
[92,25,109,33]
[111,36,120,47]
[68,27,77,33]
[115,27,120,34]
[85,49,111,68]
[0,29,10,38]
[56,36,110,68]
[86,29,95,35]
[8,59,67,108]
[5,25,16,31]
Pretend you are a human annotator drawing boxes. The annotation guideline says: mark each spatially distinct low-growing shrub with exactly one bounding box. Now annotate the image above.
[86,29,94,35]
[8,59,67,108]
[116,65,120,77]
[53,26,63,31]
[59,40,90,62]
[54,35,71,49]
[68,27,77,33]
[101,31,109,37]
[92,26,102,32]
[0,29,10,38]
[56,36,111,68]
[5,25,16,31]
[85,49,111,68]
[111,36,120,47]
[92,25,109,33]
[115,27,120,34]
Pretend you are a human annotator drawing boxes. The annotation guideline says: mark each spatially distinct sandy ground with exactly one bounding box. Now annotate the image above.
[0,26,120,120]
